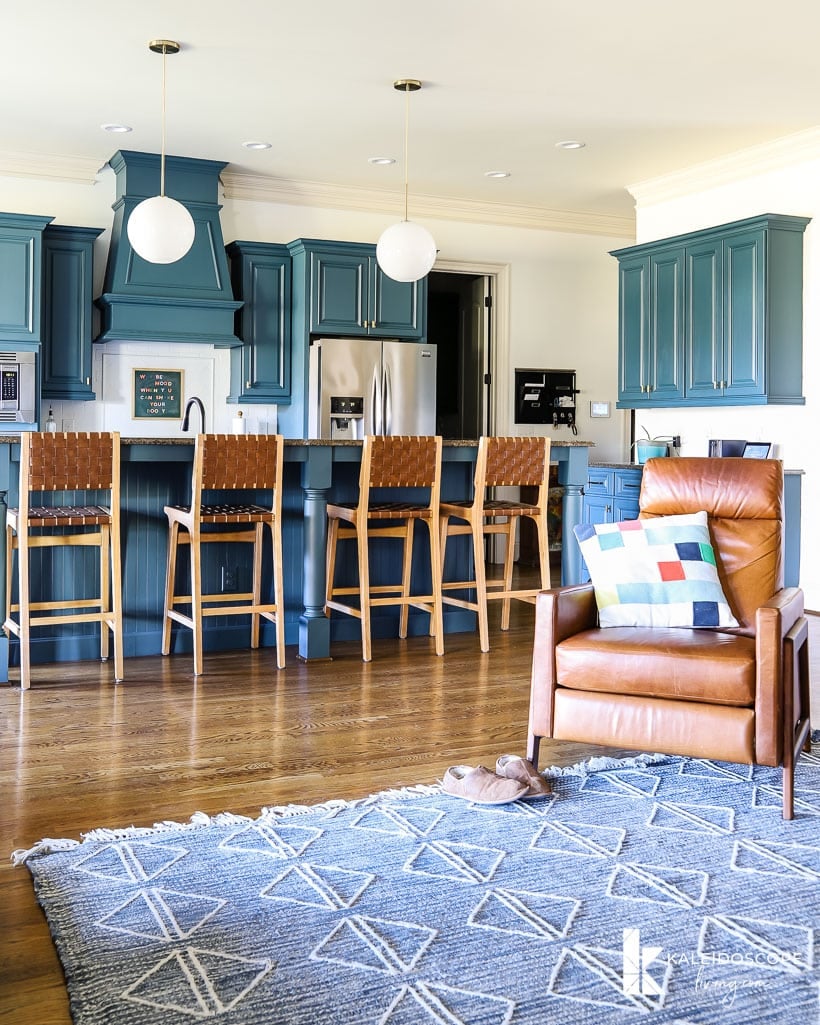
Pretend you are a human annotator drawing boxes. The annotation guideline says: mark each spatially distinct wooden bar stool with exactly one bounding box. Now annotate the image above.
[4,431,124,690]
[440,435,551,651]
[161,433,286,675]
[325,434,444,662]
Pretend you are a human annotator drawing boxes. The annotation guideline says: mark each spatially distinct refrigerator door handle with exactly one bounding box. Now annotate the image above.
[371,365,381,435]
[383,363,392,435]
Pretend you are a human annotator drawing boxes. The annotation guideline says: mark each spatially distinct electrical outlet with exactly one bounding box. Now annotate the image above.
[221,565,237,592]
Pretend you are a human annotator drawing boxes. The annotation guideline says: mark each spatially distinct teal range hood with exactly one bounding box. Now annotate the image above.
[96,150,242,346]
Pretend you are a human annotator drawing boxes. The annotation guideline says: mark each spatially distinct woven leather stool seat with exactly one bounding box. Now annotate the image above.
[162,433,286,675]
[4,432,124,690]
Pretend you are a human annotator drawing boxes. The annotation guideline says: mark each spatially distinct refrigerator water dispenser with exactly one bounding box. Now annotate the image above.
[329,396,364,440]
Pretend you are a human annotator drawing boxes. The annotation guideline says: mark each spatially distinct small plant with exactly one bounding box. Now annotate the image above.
[633,425,676,463]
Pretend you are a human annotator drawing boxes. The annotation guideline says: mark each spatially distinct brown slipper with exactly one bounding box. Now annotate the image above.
[441,765,528,805]
[495,754,553,799]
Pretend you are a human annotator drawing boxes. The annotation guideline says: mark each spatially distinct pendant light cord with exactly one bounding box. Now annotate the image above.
[402,83,410,222]
[159,44,167,198]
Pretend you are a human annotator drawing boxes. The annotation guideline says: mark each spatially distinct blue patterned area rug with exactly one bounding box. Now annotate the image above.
[14,749,820,1025]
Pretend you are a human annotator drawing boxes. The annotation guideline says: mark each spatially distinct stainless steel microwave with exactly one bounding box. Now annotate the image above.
[0,351,36,425]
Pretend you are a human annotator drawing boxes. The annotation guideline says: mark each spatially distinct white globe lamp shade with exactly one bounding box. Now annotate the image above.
[127,194,196,265]
[376,220,436,282]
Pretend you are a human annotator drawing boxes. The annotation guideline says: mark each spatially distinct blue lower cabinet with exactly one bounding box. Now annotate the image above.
[581,466,642,580]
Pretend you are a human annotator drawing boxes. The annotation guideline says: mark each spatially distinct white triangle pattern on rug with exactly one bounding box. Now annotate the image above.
[350,803,445,838]
[97,887,226,941]
[73,841,188,883]
[646,801,735,835]
[548,943,671,1012]
[218,821,323,859]
[730,838,820,880]
[121,947,274,1015]
[529,819,626,858]
[381,981,516,1025]
[578,769,662,800]
[607,861,709,908]
[310,915,437,975]
[698,914,814,972]
[467,888,581,940]
[403,840,505,883]
[260,863,376,909]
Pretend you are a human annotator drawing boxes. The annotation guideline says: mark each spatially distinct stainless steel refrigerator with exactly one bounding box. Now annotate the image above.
[308,338,437,439]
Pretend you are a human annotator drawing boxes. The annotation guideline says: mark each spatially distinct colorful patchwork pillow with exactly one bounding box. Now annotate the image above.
[573,511,738,629]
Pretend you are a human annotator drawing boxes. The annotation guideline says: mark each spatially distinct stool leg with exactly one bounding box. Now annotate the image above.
[270,520,286,670]
[472,515,490,652]
[427,516,444,656]
[325,517,340,613]
[357,524,372,663]
[18,535,31,691]
[250,522,264,649]
[190,531,204,676]
[161,521,179,656]
[99,524,111,662]
[5,526,14,634]
[110,514,124,683]
[535,511,550,590]
[399,519,414,639]
[500,517,517,631]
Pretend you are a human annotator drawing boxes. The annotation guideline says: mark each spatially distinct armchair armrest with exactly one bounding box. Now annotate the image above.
[755,587,805,765]
[528,586,598,751]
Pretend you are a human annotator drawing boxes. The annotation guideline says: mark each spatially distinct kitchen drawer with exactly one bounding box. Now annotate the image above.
[614,469,643,501]
[585,468,614,496]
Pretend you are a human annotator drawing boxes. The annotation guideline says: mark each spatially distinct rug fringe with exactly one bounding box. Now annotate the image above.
[541,751,672,777]
[11,838,81,865]
[260,782,442,820]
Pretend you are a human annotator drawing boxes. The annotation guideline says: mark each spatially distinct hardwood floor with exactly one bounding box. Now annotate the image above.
[2,588,818,1024]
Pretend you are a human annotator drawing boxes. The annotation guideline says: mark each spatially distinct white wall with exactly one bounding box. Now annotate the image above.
[631,157,820,609]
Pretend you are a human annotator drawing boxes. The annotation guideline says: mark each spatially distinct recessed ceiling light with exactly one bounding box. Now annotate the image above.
[484,170,510,179]
[368,156,396,166]
[101,123,132,134]
[555,140,586,150]
[243,141,272,150]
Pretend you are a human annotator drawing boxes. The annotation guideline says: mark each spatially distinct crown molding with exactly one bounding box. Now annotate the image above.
[627,126,820,207]
[220,170,635,239]
[0,150,104,185]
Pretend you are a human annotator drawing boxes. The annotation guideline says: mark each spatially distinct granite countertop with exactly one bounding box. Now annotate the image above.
[0,436,597,447]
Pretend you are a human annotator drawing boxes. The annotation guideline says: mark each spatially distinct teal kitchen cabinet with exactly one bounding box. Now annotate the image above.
[580,466,642,581]
[293,239,426,339]
[226,241,292,404]
[613,214,809,408]
[583,466,642,526]
[617,248,685,406]
[42,225,104,400]
[0,213,53,348]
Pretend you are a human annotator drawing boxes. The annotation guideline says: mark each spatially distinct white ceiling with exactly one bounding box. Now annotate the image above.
[5,0,820,233]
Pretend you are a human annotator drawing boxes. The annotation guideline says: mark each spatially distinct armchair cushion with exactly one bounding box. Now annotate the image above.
[574,511,738,629]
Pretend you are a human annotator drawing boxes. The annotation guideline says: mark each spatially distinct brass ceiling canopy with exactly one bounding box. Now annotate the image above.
[393,78,421,92]
[148,39,181,55]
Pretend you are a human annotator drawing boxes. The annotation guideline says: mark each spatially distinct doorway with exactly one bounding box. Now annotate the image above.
[428,271,491,440]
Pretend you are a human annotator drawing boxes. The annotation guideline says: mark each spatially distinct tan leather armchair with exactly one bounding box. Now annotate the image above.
[527,457,812,819]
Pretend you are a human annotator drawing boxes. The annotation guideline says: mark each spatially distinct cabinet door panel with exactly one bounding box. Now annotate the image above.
[724,230,765,398]
[372,267,426,338]
[617,255,649,405]
[311,251,368,334]
[685,239,723,400]
[649,248,685,402]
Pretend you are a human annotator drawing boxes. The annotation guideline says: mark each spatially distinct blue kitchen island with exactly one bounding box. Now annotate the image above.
[0,437,592,678]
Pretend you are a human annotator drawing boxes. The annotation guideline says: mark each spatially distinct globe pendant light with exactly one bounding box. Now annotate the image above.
[376,79,436,283]
[127,40,196,265]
